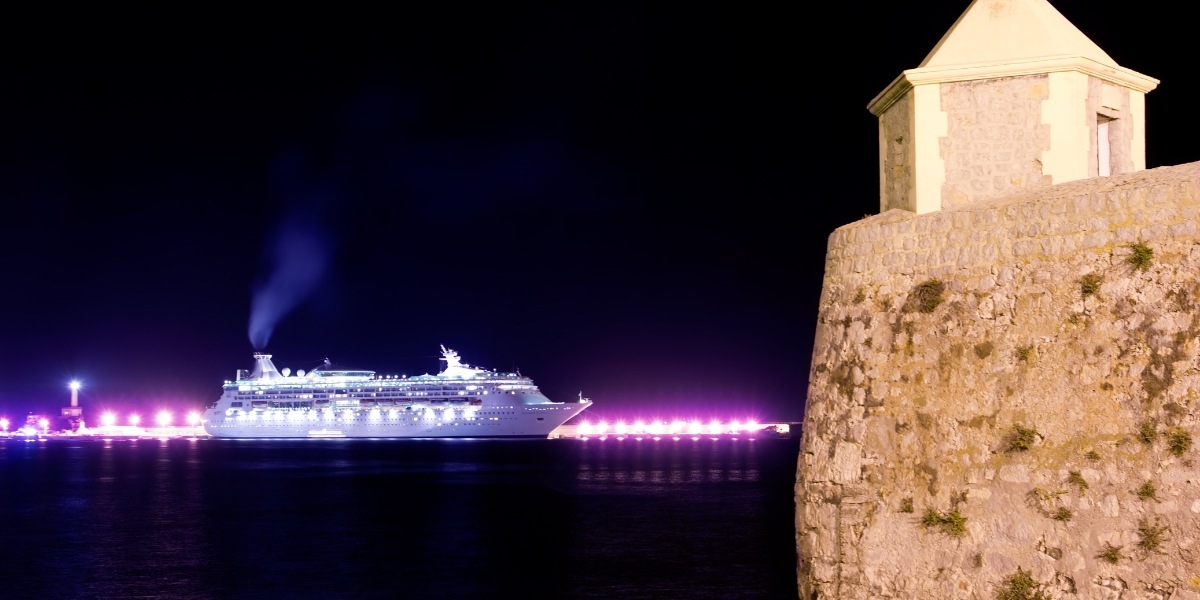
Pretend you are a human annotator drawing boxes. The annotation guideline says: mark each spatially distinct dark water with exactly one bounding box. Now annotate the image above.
[0,437,799,599]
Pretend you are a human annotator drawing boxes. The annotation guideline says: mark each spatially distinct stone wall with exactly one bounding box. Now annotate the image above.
[880,92,914,213]
[796,162,1200,599]
[941,75,1052,209]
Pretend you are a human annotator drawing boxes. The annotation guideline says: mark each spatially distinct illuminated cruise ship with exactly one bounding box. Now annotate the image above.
[202,346,591,438]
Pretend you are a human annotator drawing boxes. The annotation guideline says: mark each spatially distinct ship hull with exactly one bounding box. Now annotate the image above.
[203,404,588,439]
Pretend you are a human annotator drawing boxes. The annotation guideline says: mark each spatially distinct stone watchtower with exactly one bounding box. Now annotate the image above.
[868,0,1158,214]
[797,1,1200,598]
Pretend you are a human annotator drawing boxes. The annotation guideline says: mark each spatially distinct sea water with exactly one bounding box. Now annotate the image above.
[0,437,799,599]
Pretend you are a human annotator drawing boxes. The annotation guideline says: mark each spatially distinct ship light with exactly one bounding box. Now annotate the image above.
[187,412,201,426]
[129,414,141,426]
[709,421,722,435]
[649,421,664,435]
[369,409,381,421]
[101,413,117,426]
[614,422,627,435]
[0,418,8,432]
[688,421,702,435]
[578,422,593,435]
[443,410,453,421]
[388,409,398,419]
[156,412,172,427]
[423,409,433,420]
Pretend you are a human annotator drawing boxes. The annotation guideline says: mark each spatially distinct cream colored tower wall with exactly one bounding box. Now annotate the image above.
[1042,71,1091,184]
[1130,91,1147,171]
[912,85,946,214]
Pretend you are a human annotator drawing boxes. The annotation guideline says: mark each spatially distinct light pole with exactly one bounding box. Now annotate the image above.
[62,380,84,432]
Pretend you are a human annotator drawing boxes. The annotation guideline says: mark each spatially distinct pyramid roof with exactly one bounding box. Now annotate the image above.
[869,0,1157,114]
[920,0,1116,69]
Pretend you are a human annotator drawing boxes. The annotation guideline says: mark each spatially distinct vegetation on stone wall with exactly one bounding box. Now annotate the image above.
[1095,543,1124,564]
[1136,481,1158,501]
[1138,420,1158,444]
[1067,471,1088,491]
[1006,424,1038,451]
[920,507,967,536]
[1167,427,1193,457]
[903,279,945,314]
[1128,241,1154,271]
[996,567,1050,600]
[1137,518,1168,553]
[973,340,994,359]
[1078,272,1103,296]
[1015,345,1035,363]
[1027,487,1067,518]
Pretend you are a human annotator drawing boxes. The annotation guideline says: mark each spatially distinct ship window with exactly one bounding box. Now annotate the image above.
[231,402,243,407]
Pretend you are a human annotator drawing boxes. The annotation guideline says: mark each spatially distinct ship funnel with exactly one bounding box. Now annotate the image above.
[249,352,285,380]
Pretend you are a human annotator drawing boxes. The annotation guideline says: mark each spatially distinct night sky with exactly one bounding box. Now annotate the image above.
[0,3,1192,425]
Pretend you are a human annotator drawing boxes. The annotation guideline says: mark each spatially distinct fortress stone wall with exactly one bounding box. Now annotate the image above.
[796,162,1200,599]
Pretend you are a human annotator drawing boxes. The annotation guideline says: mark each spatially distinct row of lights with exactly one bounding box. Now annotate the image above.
[97,411,203,428]
[0,380,204,434]
[0,412,202,433]
[231,408,479,422]
[577,420,763,436]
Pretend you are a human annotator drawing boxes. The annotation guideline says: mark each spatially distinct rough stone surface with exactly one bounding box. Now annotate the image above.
[941,75,1053,209]
[797,162,1200,599]
[880,92,914,213]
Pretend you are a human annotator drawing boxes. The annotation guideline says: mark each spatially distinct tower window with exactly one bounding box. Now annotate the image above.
[1097,115,1114,177]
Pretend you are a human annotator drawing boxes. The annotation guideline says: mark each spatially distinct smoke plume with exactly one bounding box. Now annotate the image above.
[248,209,331,350]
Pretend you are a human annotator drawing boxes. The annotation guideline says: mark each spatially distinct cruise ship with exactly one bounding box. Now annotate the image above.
[202,346,591,438]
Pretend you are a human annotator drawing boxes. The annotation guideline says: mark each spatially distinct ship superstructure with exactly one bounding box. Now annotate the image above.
[202,346,591,438]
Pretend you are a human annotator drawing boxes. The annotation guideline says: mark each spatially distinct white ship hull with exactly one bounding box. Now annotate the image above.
[206,400,590,439]
[202,348,591,439]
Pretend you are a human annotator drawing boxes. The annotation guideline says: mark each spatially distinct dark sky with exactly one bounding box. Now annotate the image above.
[0,2,1192,425]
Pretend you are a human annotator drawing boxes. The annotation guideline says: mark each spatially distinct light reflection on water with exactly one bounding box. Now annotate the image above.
[0,436,799,599]
[575,438,761,488]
